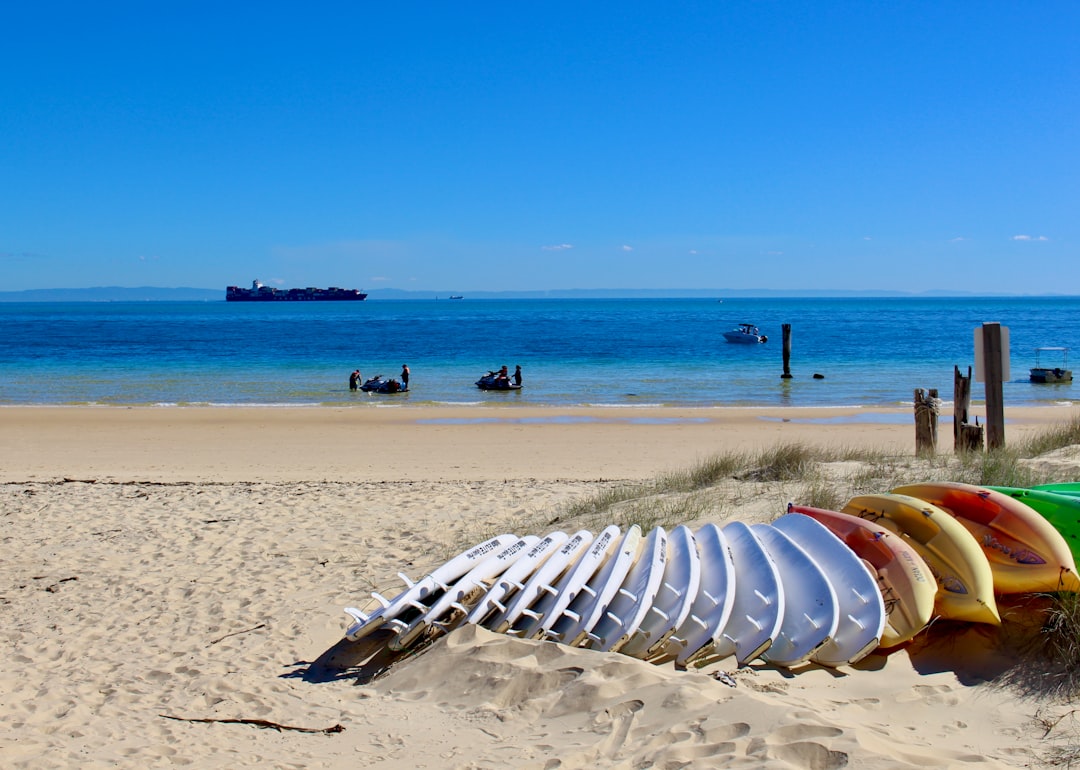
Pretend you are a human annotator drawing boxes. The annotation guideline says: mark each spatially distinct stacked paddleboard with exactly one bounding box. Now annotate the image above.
[341,480,1080,671]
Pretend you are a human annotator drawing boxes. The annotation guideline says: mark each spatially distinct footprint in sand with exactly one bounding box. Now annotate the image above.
[770,723,845,742]
[896,683,961,706]
[771,741,850,769]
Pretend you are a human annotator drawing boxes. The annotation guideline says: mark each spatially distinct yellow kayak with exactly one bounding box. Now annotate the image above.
[894,482,1080,594]
[841,493,1000,625]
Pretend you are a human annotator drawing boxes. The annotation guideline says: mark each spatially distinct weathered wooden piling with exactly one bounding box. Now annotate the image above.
[979,322,1006,450]
[953,365,984,452]
[781,324,792,379]
[914,388,940,456]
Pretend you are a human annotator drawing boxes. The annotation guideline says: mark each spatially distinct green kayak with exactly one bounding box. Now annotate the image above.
[988,486,1080,564]
[1031,482,1080,498]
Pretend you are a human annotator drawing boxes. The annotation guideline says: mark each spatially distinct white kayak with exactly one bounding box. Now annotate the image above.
[752,524,839,668]
[549,525,644,647]
[465,531,568,628]
[388,535,540,650]
[496,530,595,635]
[773,513,886,666]
[585,526,669,652]
[620,524,701,659]
[525,524,622,641]
[343,533,519,642]
[667,523,737,666]
[713,521,784,666]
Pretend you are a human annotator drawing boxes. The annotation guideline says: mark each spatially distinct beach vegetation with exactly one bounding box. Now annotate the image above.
[542,419,1080,713]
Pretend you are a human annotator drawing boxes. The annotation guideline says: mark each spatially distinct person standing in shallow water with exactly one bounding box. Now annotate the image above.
[349,370,361,391]
[513,365,522,387]
[400,364,410,391]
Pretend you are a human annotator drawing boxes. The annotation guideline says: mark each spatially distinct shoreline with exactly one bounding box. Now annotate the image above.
[3,403,1075,484]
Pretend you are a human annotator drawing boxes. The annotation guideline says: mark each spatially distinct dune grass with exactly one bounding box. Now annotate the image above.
[550,412,1080,533]
[535,413,1080,715]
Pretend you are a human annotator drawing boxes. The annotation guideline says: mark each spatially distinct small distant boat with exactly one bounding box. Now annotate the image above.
[723,323,767,344]
[1030,347,1072,383]
[448,295,464,300]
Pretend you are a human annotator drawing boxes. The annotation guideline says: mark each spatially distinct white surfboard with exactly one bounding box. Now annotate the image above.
[667,523,737,666]
[620,524,701,659]
[493,529,595,635]
[752,524,839,668]
[713,521,783,666]
[523,524,621,641]
[773,513,886,666]
[387,535,540,650]
[585,526,668,653]
[548,525,644,647]
[343,533,518,641]
[465,531,568,628]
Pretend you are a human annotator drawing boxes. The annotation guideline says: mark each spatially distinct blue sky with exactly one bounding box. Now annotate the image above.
[3,2,1077,294]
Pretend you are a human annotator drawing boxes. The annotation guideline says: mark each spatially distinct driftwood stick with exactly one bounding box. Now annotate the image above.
[208,623,267,646]
[160,714,344,734]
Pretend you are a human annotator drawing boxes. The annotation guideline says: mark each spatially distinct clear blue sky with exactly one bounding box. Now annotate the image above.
[3,2,1077,294]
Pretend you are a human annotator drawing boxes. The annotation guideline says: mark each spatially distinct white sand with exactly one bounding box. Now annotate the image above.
[2,404,1077,767]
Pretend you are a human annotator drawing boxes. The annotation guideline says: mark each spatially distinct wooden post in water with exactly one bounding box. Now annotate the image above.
[914,388,939,456]
[953,365,984,452]
[781,324,792,379]
[981,322,1006,450]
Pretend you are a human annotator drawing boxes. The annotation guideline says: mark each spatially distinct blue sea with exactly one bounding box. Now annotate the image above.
[0,297,1077,409]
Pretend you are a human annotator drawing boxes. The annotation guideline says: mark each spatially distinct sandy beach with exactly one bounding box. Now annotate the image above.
[3,403,1078,768]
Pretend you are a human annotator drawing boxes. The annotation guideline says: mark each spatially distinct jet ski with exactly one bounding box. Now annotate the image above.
[476,371,521,391]
[361,376,406,394]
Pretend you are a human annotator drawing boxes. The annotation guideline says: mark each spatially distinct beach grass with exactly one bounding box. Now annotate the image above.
[537,413,1080,712]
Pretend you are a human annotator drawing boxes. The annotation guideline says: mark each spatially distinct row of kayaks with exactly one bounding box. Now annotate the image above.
[341,481,1080,670]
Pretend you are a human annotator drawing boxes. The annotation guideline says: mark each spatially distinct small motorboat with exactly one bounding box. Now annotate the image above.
[361,375,407,393]
[1030,347,1072,383]
[723,323,767,344]
[476,371,522,391]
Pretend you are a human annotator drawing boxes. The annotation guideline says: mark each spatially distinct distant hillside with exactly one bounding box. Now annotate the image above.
[0,285,1050,302]
[0,287,223,302]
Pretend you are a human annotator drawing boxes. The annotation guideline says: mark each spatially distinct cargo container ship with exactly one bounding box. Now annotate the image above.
[226,279,367,302]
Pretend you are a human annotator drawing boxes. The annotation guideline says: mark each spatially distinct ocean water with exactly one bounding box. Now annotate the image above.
[0,297,1076,409]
